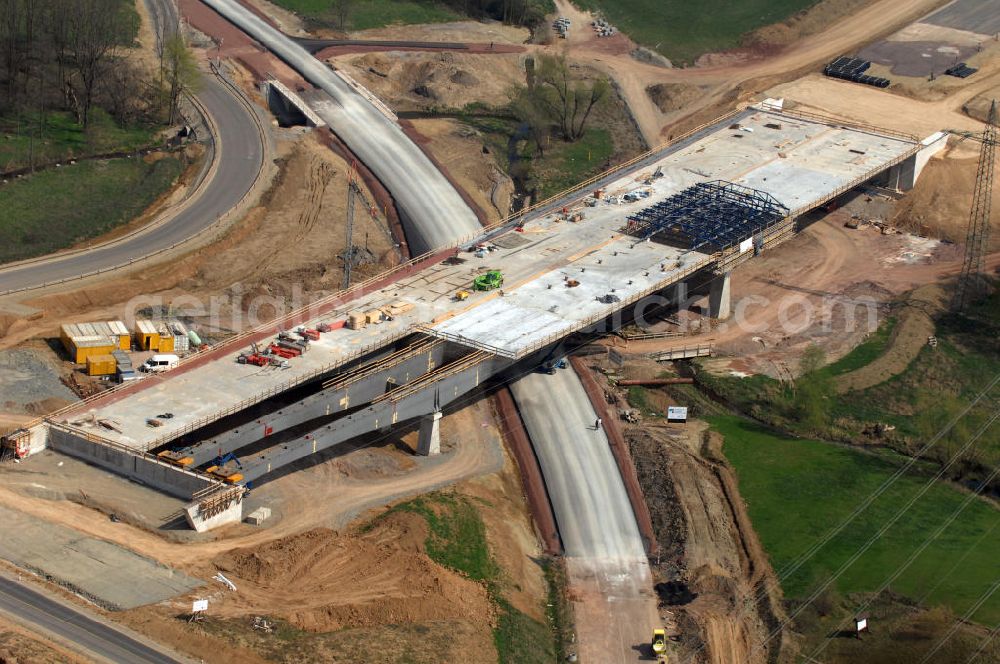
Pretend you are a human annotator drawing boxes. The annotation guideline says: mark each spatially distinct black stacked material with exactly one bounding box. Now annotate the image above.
[823,56,889,88]
[944,63,978,78]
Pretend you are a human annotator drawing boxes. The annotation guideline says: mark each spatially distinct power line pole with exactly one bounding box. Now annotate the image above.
[952,100,997,313]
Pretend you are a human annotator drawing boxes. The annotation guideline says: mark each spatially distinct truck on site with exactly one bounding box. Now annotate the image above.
[540,357,567,374]
[651,628,668,661]
[473,270,503,291]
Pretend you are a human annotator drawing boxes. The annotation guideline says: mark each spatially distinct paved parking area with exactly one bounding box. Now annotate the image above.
[0,505,200,610]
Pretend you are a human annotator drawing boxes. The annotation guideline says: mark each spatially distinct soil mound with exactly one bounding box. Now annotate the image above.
[646,83,705,113]
[213,512,494,632]
[336,52,523,111]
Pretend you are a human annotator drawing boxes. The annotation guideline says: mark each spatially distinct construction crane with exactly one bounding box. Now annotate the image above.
[952,100,997,312]
[343,166,379,288]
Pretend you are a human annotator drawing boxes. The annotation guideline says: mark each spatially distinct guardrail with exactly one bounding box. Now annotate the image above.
[649,343,714,360]
[618,329,686,341]
[772,106,918,142]
[0,62,267,297]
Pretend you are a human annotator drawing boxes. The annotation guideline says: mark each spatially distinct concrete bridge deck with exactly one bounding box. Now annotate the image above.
[51,106,921,459]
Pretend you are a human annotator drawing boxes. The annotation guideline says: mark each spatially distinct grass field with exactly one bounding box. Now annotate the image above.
[715,415,1000,624]
[0,155,185,264]
[0,109,161,173]
[529,129,614,199]
[697,302,1000,469]
[573,0,818,63]
[270,0,461,30]
[815,316,897,380]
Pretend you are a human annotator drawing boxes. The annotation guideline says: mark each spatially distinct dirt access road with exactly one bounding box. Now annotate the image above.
[552,0,951,144]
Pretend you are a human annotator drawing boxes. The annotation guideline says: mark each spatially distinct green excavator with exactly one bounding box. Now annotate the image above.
[472,270,504,291]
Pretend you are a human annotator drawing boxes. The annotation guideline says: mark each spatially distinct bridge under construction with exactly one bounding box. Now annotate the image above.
[5,104,946,530]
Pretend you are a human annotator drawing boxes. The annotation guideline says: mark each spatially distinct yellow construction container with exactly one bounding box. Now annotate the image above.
[134,320,176,351]
[103,320,131,350]
[86,354,117,376]
[157,334,175,352]
[61,321,129,363]
[134,319,160,351]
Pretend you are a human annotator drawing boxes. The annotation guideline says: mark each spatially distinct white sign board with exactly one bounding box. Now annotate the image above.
[192,599,209,613]
[667,406,688,422]
[855,617,867,632]
[739,237,754,254]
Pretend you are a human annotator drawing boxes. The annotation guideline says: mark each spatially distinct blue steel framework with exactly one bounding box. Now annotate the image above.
[624,180,789,252]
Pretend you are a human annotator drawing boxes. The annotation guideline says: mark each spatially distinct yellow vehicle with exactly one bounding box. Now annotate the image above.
[206,464,244,484]
[157,449,194,467]
[652,628,667,661]
[454,290,470,301]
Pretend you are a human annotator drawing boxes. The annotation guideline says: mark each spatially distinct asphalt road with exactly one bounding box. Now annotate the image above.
[0,574,187,663]
[201,0,482,254]
[0,70,264,294]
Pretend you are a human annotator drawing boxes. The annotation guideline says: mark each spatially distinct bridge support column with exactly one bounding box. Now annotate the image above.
[417,411,442,456]
[709,272,732,320]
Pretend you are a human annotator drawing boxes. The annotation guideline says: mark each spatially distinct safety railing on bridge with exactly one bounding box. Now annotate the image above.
[29,102,922,446]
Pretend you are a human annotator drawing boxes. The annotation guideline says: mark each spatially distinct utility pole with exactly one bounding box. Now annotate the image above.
[343,167,379,288]
[952,100,997,313]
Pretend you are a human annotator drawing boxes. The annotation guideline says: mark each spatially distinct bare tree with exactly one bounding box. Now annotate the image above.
[68,0,121,127]
[45,0,71,106]
[524,53,608,141]
[325,0,353,30]
[160,33,200,124]
[102,56,147,126]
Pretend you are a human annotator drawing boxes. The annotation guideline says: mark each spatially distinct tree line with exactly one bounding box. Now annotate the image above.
[0,0,198,134]
[323,0,553,30]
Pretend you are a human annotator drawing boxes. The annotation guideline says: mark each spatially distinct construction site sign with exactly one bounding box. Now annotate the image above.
[667,406,688,422]
[739,237,754,254]
[192,599,208,613]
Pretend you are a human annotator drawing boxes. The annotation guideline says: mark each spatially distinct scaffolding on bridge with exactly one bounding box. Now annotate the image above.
[624,180,789,252]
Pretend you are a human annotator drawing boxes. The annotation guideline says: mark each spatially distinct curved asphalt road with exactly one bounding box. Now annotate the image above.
[201,0,482,254]
[0,71,264,294]
[0,574,186,663]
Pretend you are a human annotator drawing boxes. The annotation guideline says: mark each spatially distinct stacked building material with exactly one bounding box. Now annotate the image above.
[823,56,889,88]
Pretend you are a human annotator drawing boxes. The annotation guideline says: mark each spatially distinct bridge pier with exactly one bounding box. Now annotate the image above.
[417,411,442,456]
[708,272,732,320]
